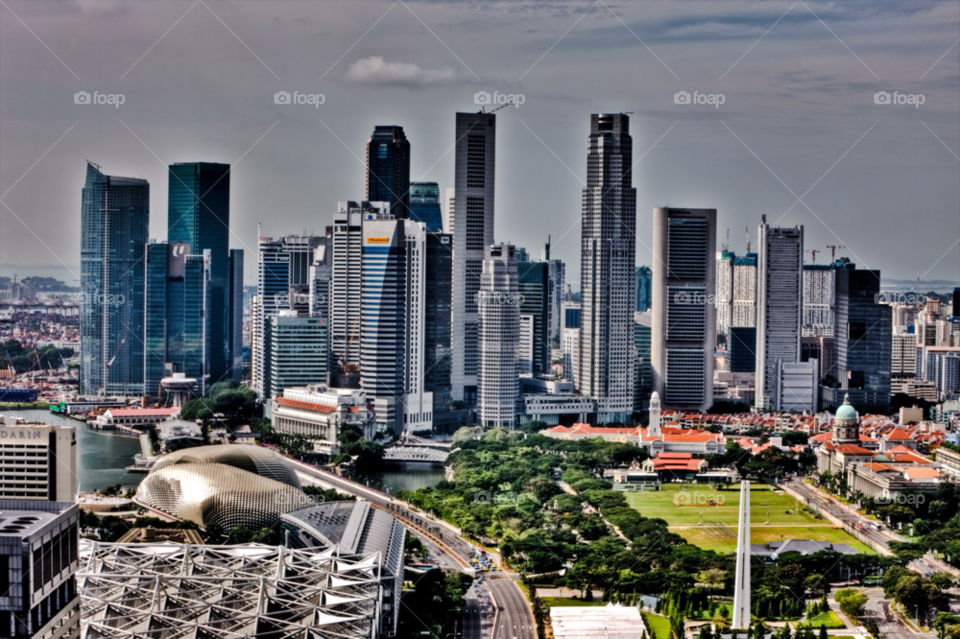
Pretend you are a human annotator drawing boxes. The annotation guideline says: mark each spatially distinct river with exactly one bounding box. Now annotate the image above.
[355,461,445,495]
[4,408,144,492]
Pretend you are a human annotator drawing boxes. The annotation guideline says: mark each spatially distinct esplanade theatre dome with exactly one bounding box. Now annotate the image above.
[135,445,313,531]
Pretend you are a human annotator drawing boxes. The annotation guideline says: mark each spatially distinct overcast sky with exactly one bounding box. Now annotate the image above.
[1,0,958,288]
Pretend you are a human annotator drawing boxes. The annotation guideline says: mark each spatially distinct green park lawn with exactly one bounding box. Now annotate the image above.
[803,610,846,629]
[641,612,673,639]
[542,597,607,608]
[625,484,873,553]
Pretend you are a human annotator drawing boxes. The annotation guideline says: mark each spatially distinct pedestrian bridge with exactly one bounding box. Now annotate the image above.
[383,446,450,463]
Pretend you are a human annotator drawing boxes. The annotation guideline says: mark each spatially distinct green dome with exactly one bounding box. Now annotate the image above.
[835,394,858,420]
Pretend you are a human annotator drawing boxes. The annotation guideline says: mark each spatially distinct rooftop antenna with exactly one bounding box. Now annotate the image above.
[745,227,750,253]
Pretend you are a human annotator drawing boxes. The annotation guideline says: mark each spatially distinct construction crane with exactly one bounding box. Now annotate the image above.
[745,227,751,253]
[826,245,846,262]
[478,99,516,114]
[722,229,730,252]
[805,249,820,264]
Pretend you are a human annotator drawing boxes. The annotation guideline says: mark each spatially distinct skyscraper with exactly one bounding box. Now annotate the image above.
[834,267,892,413]
[716,251,735,340]
[651,207,717,412]
[409,182,444,232]
[732,253,758,328]
[478,244,519,428]
[755,222,804,410]
[80,161,149,396]
[634,311,652,413]
[265,312,327,399]
[451,112,496,404]
[425,232,454,412]
[366,125,410,218]
[167,162,241,387]
[518,260,553,377]
[636,266,652,313]
[802,264,836,335]
[579,114,637,423]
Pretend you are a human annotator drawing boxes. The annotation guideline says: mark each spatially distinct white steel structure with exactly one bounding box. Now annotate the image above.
[78,542,381,639]
[652,207,717,412]
[451,112,496,404]
[732,480,751,629]
[579,114,637,423]
[478,244,519,428]
[755,222,804,410]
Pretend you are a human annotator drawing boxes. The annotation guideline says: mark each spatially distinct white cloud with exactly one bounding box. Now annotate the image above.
[343,56,459,87]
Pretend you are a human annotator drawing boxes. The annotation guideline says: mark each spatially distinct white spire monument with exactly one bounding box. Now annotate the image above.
[732,479,751,628]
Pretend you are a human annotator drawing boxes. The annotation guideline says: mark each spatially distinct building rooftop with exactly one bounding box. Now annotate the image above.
[550,603,644,639]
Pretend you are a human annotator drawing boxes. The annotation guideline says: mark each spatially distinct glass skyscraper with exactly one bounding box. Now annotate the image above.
[366,126,410,218]
[167,162,241,385]
[409,182,443,232]
[636,265,652,312]
[518,261,553,376]
[80,161,149,396]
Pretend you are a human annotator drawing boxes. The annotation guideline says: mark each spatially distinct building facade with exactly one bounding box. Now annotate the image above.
[264,312,327,399]
[478,244,519,428]
[636,265,652,312]
[0,420,76,502]
[409,181,443,232]
[270,385,375,454]
[366,125,410,218]
[80,161,149,396]
[517,260,553,377]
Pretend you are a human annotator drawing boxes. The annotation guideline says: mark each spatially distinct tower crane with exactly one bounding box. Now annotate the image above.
[826,245,846,262]
[805,249,820,265]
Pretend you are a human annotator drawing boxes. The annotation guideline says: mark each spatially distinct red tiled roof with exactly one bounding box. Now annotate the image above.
[903,467,939,479]
[886,428,913,441]
[863,462,894,472]
[276,397,336,413]
[546,423,640,436]
[892,452,930,464]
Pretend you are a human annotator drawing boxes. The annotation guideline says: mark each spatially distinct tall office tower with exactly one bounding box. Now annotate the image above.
[332,202,383,388]
[651,207,717,412]
[252,233,324,395]
[425,233,453,412]
[802,264,836,336]
[409,182,444,232]
[579,114,637,423]
[546,254,566,344]
[264,312,327,398]
[562,302,581,387]
[144,242,211,401]
[635,266,652,313]
[360,214,432,432]
[716,251,735,340]
[0,500,80,639]
[732,253,758,328]
[444,187,456,234]
[228,249,244,380]
[834,267,892,413]
[308,234,333,332]
[634,312,652,412]
[167,162,242,387]
[478,244,519,428]
[518,261,553,376]
[80,161,149,396]
[518,315,534,375]
[729,327,758,373]
[755,222,804,410]
[0,418,77,501]
[366,125,410,218]
[451,112,496,404]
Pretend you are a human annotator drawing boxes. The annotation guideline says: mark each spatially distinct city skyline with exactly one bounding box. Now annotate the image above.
[1,1,958,288]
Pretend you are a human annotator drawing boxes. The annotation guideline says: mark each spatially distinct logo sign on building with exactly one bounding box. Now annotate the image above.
[366,237,390,244]
[0,427,44,440]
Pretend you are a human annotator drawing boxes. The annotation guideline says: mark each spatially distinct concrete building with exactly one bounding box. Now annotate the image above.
[478,244,520,428]
[264,312,327,399]
[652,207,717,412]
[450,112,496,404]
[579,114,637,423]
[270,385,375,455]
[520,377,595,425]
[755,222,804,410]
[0,419,76,502]
[0,501,80,639]
[776,360,818,413]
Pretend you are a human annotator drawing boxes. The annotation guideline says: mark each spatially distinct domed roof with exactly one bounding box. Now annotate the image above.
[835,394,858,421]
[152,444,301,489]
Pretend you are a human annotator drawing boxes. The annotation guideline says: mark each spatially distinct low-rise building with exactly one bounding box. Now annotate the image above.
[542,423,640,443]
[270,385,375,455]
[95,407,179,430]
[0,418,76,502]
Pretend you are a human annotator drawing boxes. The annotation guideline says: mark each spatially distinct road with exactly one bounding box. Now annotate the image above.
[862,587,935,639]
[487,574,536,639]
[784,478,895,551]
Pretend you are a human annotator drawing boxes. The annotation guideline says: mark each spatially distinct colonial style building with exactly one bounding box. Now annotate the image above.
[816,395,874,475]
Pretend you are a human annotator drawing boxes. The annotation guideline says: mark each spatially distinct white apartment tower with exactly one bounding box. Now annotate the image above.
[578,114,636,423]
[450,112,496,405]
[478,244,519,428]
[732,254,758,328]
[802,265,835,336]
[651,207,717,412]
[755,221,804,410]
[716,251,734,340]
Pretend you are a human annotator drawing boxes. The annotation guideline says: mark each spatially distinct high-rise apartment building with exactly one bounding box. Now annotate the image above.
[579,114,636,423]
[651,207,716,412]
[478,244,519,428]
[451,112,496,404]
[833,267,891,413]
[167,162,242,386]
[409,182,444,232]
[80,162,149,396]
[636,266,652,313]
[0,500,80,639]
[144,243,211,400]
[755,222,804,410]
[366,125,410,218]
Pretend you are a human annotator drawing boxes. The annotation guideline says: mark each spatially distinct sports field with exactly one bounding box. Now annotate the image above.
[625,484,873,553]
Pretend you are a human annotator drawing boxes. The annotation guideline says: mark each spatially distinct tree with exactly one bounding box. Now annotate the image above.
[834,588,867,619]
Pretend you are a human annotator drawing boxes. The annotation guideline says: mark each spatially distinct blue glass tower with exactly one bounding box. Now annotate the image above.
[167,162,239,385]
[409,182,444,232]
[366,126,410,218]
[80,161,149,396]
[636,265,652,312]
